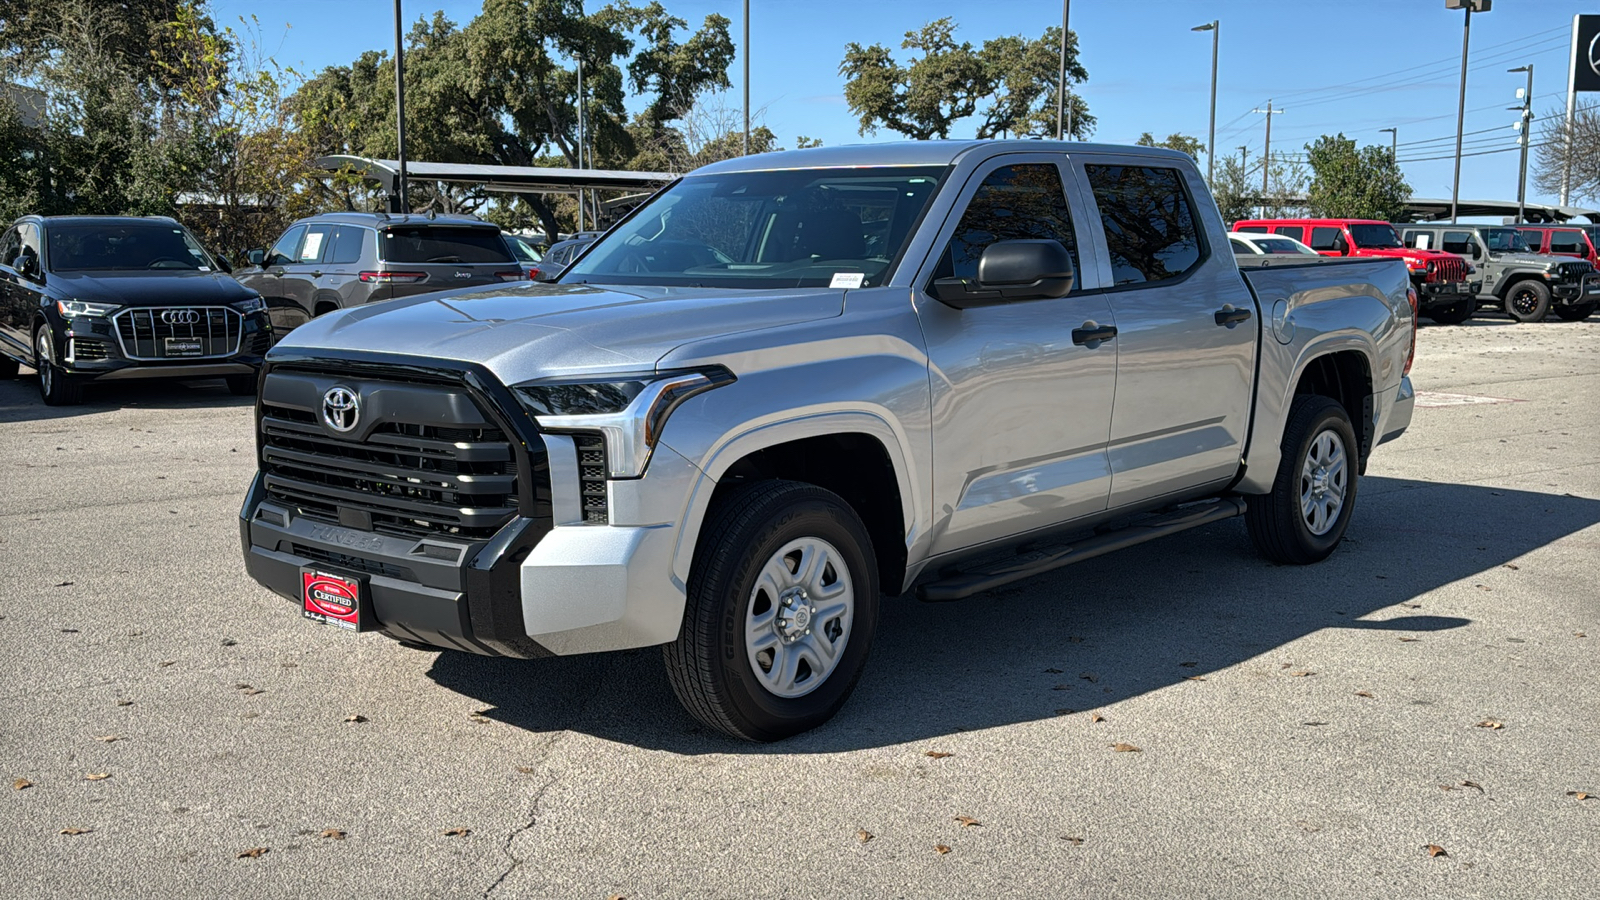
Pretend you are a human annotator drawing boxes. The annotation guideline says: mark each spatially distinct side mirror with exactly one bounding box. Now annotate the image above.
[1469,243,1482,260]
[245,249,266,267]
[931,240,1076,309]
[215,255,233,273]
[1332,235,1349,255]
[15,252,38,278]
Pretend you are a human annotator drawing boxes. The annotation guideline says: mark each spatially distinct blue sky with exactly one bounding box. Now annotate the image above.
[214,0,1598,208]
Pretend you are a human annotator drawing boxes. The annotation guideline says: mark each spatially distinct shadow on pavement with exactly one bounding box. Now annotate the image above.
[428,476,1599,753]
[0,372,252,423]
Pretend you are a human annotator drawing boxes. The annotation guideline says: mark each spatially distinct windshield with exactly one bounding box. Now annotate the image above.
[47,223,214,272]
[505,235,543,263]
[1348,223,1402,249]
[563,166,948,289]
[1254,237,1315,255]
[1481,228,1529,253]
[379,227,514,264]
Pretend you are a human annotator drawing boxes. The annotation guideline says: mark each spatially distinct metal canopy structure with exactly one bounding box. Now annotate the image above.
[1401,197,1598,224]
[315,155,676,196]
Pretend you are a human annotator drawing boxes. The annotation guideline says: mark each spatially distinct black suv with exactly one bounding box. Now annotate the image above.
[0,216,272,405]
[234,213,524,332]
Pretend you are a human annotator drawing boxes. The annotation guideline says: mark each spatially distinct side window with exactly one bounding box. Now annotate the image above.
[326,226,368,266]
[1273,226,1305,241]
[1442,231,1473,254]
[1550,232,1583,254]
[1083,164,1202,286]
[268,225,306,267]
[1235,225,1267,233]
[1229,239,1253,255]
[1308,227,1342,251]
[933,163,1079,283]
[19,223,41,258]
[0,228,19,268]
[1516,229,1545,251]
[297,225,334,264]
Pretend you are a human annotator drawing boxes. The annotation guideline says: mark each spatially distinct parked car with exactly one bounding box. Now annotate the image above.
[0,215,271,405]
[1228,231,1321,259]
[503,233,545,280]
[1400,223,1597,322]
[240,141,1415,740]
[233,213,525,333]
[534,231,604,281]
[1512,224,1600,268]
[1234,217,1480,324]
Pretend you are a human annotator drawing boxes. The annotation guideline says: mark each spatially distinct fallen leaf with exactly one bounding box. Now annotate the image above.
[1111,743,1141,753]
[54,581,73,588]
[83,773,111,781]
[1398,637,1421,643]
[13,778,31,790]
[1179,661,1198,667]
[1184,675,1207,682]
[1439,784,1455,791]
[1460,780,1483,793]
[1289,671,1314,677]
[1302,721,1328,727]
[1577,633,1587,638]
[514,766,537,774]
[1568,791,1592,801]
[1475,720,1504,730]
[1476,584,1491,591]
[320,829,346,840]
[60,628,79,633]
[1053,708,1074,716]
[157,660,175,668]
[95,735,121,743]
[924,751,954,759]
[235,683,252,690]
[1043,667,1063,674]
[1355,691,1375,698]
[856,829,873,843]
[237,847,269,859]
[1051,683,1072,691]
[1079,673,1098,683]
[1425,844,1447,858]
[343,715,368,723]
[115,700,134,707]
[1061,836,1084,845]
[934,844,951,855]
[1279,663,1292,669]
[1502,563,1519,570]
[220,638,238,647]
[59,828,92,836]
[954,816,981,828]
[1090,712,1105,723]
[1402,603,1421,609]
[443,828,471,837]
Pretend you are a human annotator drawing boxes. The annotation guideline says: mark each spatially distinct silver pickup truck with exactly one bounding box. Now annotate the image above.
[239,141,1416,740]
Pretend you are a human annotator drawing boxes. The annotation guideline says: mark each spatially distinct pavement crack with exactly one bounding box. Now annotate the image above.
[483,774,559,899]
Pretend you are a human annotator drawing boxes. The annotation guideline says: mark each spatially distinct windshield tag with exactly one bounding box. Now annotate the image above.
[829,272,866,289]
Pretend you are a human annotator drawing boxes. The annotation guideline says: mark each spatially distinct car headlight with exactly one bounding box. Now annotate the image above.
[234,297,265,315]
[56,300,119,317]
[515,368,735,478]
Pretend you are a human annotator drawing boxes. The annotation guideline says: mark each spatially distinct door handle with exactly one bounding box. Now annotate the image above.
[1214,305,1252,327]
[1072,323,1118,346]
[310,271,323,278]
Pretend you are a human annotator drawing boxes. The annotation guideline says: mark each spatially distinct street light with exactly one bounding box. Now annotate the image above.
[1446,0,1492,223]
[1056,1,1070,139]
[1192,21,1219,186]
[1379,127,1397,160]
[1509,64,1534,223]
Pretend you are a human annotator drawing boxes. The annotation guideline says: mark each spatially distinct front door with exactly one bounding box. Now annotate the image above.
[0,226,29,360]
[1072,156,1258,509]
[915,154,1119,555]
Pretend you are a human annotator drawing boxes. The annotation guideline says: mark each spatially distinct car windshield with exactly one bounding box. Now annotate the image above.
[562,166,948,289]
[1348,223,1402,249]
[1481,228,1529,253]
[379,226,514,264]
[46,223,213,272]
[1254,237,1314,255]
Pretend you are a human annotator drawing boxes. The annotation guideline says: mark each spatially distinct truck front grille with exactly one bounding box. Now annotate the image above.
[114,307,242,360]
[1557,261,1595,280]
[1427,257,1468,284]
[260,400,519,541]
[575,434,610,525]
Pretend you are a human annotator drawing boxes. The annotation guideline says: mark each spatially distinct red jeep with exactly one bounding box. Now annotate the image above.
[1235,218,1481,324]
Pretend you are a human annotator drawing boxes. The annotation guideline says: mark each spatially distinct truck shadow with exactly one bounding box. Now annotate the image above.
[0,373,252,422]
[425,476,1599,753]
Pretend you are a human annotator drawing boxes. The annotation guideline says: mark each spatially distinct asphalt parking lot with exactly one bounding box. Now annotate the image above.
[1,314,1596,899]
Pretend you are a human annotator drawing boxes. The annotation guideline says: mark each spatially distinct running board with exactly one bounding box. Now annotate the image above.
[915,497,1249,602]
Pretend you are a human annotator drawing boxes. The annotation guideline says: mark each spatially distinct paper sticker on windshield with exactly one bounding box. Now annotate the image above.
[300,231,325,262]
[829,272,866,289]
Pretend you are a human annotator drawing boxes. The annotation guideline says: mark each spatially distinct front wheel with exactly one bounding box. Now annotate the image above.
[1504,281,1551,322]
[35,325,84,406]
[1553,302,1595,322]
[1246,396,1359,565]
[664,480,879,742]
[1426,296,1475,324]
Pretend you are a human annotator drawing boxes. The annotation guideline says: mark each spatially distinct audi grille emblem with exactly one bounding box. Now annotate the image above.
[321,386,360,433]
[1591,32,1600,78]
[160,309,203,326]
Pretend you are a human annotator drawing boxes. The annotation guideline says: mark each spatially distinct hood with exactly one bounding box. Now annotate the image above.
[48,270,258,306]
[1488,251,1569,268]
[1357,247,1458,262]
[272,281,846,383]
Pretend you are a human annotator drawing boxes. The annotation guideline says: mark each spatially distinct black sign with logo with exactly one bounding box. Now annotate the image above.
[1577,15,1600,94]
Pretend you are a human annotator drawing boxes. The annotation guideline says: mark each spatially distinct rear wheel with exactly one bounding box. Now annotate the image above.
[1246,396,1358,565]
[1504,281,1551,322]
[1426,296,1475,324]
[35,324,84,406]
[1553,302,1594,322]
[664,480,879,742]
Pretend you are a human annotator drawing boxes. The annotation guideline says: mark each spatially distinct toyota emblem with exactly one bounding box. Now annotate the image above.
[321,386,360,433]
[160,309,203,326]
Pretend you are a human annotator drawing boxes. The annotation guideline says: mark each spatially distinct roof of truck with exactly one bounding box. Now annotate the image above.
[693,140,1192,175]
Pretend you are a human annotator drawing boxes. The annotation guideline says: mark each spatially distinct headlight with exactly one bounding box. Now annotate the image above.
[234,297,265,315]
[515,368,735,478]
[56,300,119,317]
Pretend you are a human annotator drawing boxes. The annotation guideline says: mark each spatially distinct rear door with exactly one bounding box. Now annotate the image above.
[374,225,517,300]
[280,223,334,315]
[0,226,28,360]
[1072,154,1258,509]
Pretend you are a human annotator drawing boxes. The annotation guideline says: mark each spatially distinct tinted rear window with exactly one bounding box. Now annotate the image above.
[378,227,513,264]
[1084,165,1202,286]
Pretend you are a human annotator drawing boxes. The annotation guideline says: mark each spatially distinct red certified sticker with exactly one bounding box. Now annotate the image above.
[302,571,361,630]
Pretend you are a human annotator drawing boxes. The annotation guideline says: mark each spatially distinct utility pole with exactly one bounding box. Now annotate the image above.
[1056,0,1070,139]
[1446,0,1492,223]
[1252,101,1282,197]
[1192,21,1219,185]
[576,56,585,233]
[742,0,749,156]
[1379,127,1397,160]
[1509,65,1534,222]
[393,0,408,213]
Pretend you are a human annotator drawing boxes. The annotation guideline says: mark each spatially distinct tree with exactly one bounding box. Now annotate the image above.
[1534,103,1600,204]
[839,17,1092,141]
[1305,133,1410,220]
[1136,132,1204,162]
[1210,151,1255,225]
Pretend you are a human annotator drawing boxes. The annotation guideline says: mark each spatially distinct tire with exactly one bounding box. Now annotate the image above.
[225,373,258,396]
[1503,280,1551,322]
[1246,395,1359,565]
[1426,296,1475,325]
[664,480,880,742]
[1553,302,1594,322]
[34,324,84,406]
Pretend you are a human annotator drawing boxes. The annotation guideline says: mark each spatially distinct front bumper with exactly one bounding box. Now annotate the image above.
[1553,275,1600,302]
[1415,279,1480,308]
[54,309,272,380]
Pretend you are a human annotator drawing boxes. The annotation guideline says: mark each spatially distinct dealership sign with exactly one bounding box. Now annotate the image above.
[1575,15,1600,94]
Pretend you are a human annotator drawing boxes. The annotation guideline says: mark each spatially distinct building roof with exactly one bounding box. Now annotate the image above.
[316,156,676,195]
[1403,198,1599,224]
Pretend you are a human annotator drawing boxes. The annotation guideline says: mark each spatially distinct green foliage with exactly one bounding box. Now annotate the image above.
[840,18,1091,141]
[1210,152,1256,225]
[1305,133,1411,221]
[1136,132,1205,162]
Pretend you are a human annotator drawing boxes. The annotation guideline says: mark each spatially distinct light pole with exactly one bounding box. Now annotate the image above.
[1192,21,1219,186]
[742,0,749,156]
[1379,127,1397,160]
[1509,64,1533,223]
[1056,0,1070,139]
[1446,0,1492,223]
[393,0,408,213]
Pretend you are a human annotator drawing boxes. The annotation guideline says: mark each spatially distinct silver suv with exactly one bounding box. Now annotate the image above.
[1401,223,1597,322]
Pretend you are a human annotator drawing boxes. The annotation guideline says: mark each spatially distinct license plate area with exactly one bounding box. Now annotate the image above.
[164,337,204,357]
[301,569,372,631]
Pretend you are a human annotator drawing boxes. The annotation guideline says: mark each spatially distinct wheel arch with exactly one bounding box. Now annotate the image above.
[1290,348,1374,467]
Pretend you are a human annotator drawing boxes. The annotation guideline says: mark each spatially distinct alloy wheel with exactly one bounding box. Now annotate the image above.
[1299,428,1348,536]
